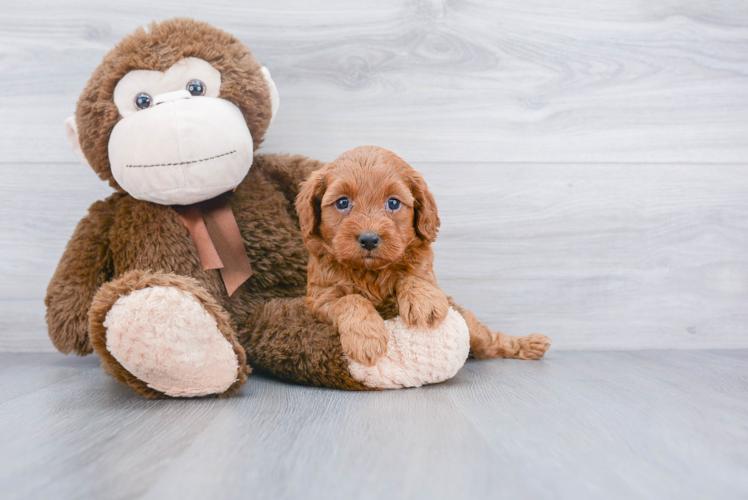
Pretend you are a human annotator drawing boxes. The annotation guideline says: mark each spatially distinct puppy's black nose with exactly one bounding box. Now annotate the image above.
[357,231,381,251]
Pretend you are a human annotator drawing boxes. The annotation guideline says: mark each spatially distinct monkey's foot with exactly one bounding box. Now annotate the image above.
[89,271,249,398]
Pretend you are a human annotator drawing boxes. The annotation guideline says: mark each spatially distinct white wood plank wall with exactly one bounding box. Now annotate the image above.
[1,0,747,351]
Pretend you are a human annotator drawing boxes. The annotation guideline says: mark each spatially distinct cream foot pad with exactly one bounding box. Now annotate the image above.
[104,286,239,397]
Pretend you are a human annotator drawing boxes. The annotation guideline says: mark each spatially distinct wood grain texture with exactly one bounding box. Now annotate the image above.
[0,351,746,499]
[3,162,746,352]
[419,162,748,350]
[1,0,748,163]
[2,1,748,351]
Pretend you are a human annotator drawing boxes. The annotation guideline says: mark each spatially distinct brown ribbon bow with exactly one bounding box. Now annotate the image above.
[173,194,253,296]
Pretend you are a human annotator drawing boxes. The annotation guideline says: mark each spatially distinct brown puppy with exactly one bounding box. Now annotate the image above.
[296,145,551,367]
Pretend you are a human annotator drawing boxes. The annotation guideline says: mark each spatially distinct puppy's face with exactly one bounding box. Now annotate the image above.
[320,163,416,269]
[297,146,439,270]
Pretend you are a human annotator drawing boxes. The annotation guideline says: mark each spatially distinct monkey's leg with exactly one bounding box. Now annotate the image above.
[88,270,250,398]
[448,299,551,360]
[238,297,373,391]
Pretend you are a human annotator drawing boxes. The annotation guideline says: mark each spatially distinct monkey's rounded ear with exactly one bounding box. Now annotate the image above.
[64,116,90,167]
[260,66,280,124]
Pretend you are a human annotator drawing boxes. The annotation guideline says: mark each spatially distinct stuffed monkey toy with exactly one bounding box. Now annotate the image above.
[46,18,323,398]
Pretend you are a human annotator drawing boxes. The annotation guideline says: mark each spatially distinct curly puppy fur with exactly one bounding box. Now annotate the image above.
[296,146,551,366]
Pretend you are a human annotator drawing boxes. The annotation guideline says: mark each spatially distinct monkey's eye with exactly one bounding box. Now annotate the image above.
[134,93,152,110]
[387,198,401,211]
[335,197,350,211]
[186,79,206,96]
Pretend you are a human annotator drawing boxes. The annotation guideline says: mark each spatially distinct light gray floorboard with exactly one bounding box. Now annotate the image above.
[4,162,746,351]
[1,0,748,164]
[0,351,745,500]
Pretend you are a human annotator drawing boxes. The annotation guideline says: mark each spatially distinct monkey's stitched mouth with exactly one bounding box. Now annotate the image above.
[125,150,236,168]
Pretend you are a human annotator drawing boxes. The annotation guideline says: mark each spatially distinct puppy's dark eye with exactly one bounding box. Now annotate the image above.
[387,198,401,211]
[335,197,350,211]
[135,93,152,110]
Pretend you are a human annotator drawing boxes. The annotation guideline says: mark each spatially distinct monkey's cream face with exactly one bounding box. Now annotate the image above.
[108,58,264,205]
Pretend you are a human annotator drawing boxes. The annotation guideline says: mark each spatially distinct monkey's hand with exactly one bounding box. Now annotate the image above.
[45,199,115,355]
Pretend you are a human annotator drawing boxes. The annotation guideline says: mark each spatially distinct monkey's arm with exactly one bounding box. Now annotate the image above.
[253,153,325,208]
[45,198,116,355]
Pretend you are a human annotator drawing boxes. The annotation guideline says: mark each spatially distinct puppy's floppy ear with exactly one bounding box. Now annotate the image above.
[295,167,328,252]
[408,169,440,243]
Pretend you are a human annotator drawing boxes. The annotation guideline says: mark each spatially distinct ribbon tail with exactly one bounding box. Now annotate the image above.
[200,196,254,296]
[173,204,224,270]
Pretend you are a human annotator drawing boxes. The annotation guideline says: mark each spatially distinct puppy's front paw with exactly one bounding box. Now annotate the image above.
[339,315,389,367]
[516,334,552,360]
[398,287,450,329]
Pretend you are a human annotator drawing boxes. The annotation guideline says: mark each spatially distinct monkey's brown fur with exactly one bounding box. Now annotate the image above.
[239,147,550,390]
[45,19,323,398]
[242,298,372,390]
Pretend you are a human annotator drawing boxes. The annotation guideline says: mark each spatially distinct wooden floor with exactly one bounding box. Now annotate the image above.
[1,350,746,500]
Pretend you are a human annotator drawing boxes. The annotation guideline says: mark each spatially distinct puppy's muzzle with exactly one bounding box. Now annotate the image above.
[357,231,381,251]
